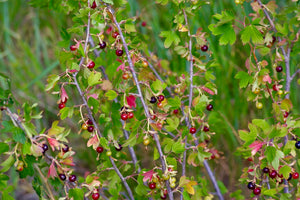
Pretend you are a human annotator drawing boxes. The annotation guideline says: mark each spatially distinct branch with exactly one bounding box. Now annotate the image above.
[107,6,174,200]
[291,69,300,81]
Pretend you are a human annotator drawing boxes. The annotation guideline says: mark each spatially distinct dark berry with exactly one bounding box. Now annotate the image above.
[69,175,77,182]
[42,144,49,152]
[150,96,157,104]
[99,41,106,49]
[276,66,283,72]
[96,146,104,153]
[115,144,122,151]
[272,36,276,43]
[128,112,134,119]
[158,95,165,102]
[288,173,292,181]
[112,32,119,38]
[253,187,261,195]
[160,194,167,199]
[295,141,300,149]
[121,113,128,121]
[87,61,95,69]
[200,45,208,52]
[87,126,94,132]
[91,1,97,9]
[59,174,66,181]
[283,111,289,118]
[278,174,283,178]
[173,109,179,114]
[92,193,100,200]
[190,127,197,134]
[116,49,124,56]
[269,170,277,179]
[149,182,156,190]
[62,144,69,153]
[203,126,209,132]
[87,118,93,125]
[262,167,269,173]
[70,45,77,51]
[293,172,299,179]
[206,104,213,111]
[247,182,255,190]
[278,179,284,184]
[141,21,147,27]
[58,103,65,109]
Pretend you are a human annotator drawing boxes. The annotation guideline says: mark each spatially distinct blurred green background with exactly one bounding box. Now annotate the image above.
[1,0,299,198]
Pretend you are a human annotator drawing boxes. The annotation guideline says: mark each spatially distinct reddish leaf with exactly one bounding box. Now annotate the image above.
[142,169,154,182]
[126,95,136,108]
[47,137,60,151]
[248,168,254,173]
[68,69,78,73]
[60,86,69,103]
[60,156,75,166]
[263,74,272,84]
[48,161,58,178]
[117,62,125,71]
[249,141,264,156]
[87,94,98,101]
[87,135,99,149]
[201,86,215,95]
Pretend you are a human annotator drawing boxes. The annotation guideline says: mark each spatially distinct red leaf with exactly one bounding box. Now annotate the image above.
[126,95,136,108]
[60,86,69,103]
[87,94,98,101]
[68,69,78,73]
[263,74,272,84]
[248,168,254,173]
[47,138,60,151]
[87,134,99,149]
[117,62,125,72]
[48,161,58,178]
[201,86,215,95]
[249,141,264,156]
[142,169,154,182]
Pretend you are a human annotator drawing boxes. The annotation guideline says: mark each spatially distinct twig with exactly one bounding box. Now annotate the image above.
[107,6,174,200]
[291,69,300,81]
[34,164,56,200]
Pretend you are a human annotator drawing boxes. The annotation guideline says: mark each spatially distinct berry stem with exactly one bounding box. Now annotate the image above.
[108,5,174,200]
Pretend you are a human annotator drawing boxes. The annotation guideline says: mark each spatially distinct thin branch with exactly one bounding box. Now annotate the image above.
[291,69,300,81]
[34,164,56,200]
[107,6,174,200]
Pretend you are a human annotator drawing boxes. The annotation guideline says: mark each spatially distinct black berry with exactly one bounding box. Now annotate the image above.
[62,145,69,153]
[99,41,106,49]
[201,45,208,52]
[42,144,49,153]
[150,96,157,104]
[203,126,209,132]
[295,141,300,149]
[247,182,255,190]
[276,66,283,72]
[262,167,269,173]
[59,174,66,181]
[87,126,94,132]
[115,144,123,151]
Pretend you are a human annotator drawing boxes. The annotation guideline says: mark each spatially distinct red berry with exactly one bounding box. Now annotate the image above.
[69,175,77,182]
[87,126,94,132]
[247,157,253,162]
[91,1,97,9]
[283,111,289,118]
[99,41,106,49]
[59,174,66,181]
[70,45,77,51]
[190,127,197,134]
[201,45,208,52]
[62,144,69,153]
[203,126,209,132]
[116,49,124,56]
[87,119,93,125]
[269,170,277,179]
[96,146,104,153]
[173,109,179,114]
[150,114,156,120]
[158,95,165,102]
[276,66,283,72]
[272,84,279,91]
[293,172,299,179]
[58,103,65,109]
[92,193,100,200]
[253,187,261,195]
[112,32,119,38]
[149,182,156,190]
[61,98,68,104]
[141,21,147,27]
[121,113,128,121]
[157,102,163,108]
[87,61,95,69]
[206,104,213,111]
[122,73,129,80]
[128,112,134,119]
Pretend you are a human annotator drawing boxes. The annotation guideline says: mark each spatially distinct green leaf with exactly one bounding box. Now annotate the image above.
[0,174,9,181]
[252,119,270,134]
[125,23,136,33]
[279,165,291,179]
[70,62,80,70]
[168,96,181,109]
[265,146,276,163]
[68,188,85,200]
[22,141,31,155]
[153,147,159,160]
[122,132,137,147]
[272,150,284,170]
[239,130,257,145]
[0,143,9,154]
[2,192,14,200]
[235,71,253,88]
[151,79,167,93]
[45,74,60,91]
[105,90,118,100]
[59,107,74,120]
[159,31,181,48]
[162,138,174,153]
[165,117,179,132]
[88,71,102,87]
[217,180,228,194]
[172,140,185,154]
[281,99,293,112]
[240,25,264,44]
[12,128,26,144]
[0,155,14,173]
[197,148,211,162]
[100,137,109,149]
[263,188,278,198]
